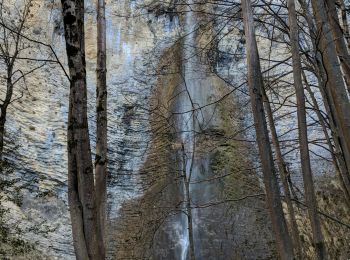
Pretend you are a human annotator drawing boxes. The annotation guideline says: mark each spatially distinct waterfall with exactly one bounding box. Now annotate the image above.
[169,0,222,256]
[174,0,198,259]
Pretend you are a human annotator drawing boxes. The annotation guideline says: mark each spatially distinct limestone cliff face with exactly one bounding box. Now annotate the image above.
[1,0,275,258]
[1,0,349,259]
[1,0,187,256]
[2,0,171,258]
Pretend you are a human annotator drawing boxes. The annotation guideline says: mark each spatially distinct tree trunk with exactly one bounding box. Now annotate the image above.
[302,71,350,204]
[241,0,294,258]
[325,0,350,94]
[263,90,302,258]
[61,0,103,259]
[184,171,195,260]
[181,140,195,260]
[95,0,108,255]
[299,0,350,203]
[287,0,326,258]
[0,112,6,161]
[0,65,14,161]
[339,0,350,49]
[310,0,350,198]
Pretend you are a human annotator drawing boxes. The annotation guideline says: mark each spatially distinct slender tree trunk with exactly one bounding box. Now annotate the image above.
[95,0,108,255]
[310,0,350,194]
[287,0,326,258]
[241,0,294,258]
[339,0,350,49]
[0,112,6,161]
[184,171,195,260]
[325,0,350,94]
[302,71,350,203]
[313,63,350,203]
[181,140,195,260]
[0,65,14,161]
[61,1,103,259]
[0,2,31,162]
[299,0,350,204]
[263,90,302,258]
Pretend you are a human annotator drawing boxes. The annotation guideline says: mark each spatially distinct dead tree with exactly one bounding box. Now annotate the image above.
[241,0,294,258]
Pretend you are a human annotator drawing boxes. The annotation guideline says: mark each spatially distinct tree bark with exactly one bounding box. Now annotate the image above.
[241,0,294,258]
[263,89,302,258]
[339,0,350,49]
[299,0,350,204]
[61,0,103,259]
[287,0,326,258]
[325,0,350,94]
[0,2,31,161]
[0,66,13,160]
[95,0,108,255]
[302,71,350,204]
[0,111,7,161]
[310,0,350,196]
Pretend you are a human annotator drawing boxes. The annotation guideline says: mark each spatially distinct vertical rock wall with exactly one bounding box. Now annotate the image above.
[1,0,348,259]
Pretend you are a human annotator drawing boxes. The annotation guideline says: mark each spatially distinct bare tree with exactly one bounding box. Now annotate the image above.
[325,0,350,94]
[0,0,36,160]
[310,0,350,190]
[241,0,294,258]
[287,0,326,257]
[263,88,303,258]
[298,0,350,204]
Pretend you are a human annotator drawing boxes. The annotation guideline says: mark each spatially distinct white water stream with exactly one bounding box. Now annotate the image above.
[175,0,199,258]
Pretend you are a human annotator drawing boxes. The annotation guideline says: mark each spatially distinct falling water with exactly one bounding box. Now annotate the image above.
[173,0,222,256]
[174,0,198,258]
